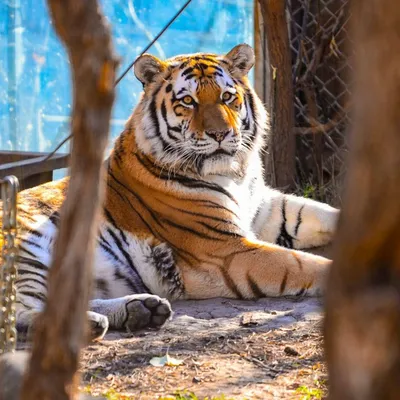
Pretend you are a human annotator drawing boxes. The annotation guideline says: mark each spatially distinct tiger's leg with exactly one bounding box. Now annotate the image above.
[17,290,171,339]
[17,274,172,338]
[181,238,331,299]
[89,294,172,332]
[253,187,339,249]
[16,238,173,339]
[17,303,109,341]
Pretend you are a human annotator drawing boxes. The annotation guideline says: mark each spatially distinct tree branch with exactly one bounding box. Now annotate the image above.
[20,1,118,398]
[325,1,400,398]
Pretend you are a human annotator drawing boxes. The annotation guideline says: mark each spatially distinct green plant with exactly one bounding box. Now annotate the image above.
[302,184,317,199]
[295,385,324,400]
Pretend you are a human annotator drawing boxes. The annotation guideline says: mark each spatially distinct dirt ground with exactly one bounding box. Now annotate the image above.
[79,296,328,400]
[14,248,330,399]
[79,247,332,400]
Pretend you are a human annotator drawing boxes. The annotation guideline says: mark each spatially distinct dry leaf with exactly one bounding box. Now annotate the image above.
[149,353,183,367]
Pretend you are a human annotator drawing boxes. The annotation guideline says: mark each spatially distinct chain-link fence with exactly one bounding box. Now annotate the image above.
[288,0,351,206]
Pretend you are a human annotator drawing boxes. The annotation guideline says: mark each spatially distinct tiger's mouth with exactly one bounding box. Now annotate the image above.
[213,148,231,155]
[205,148,236,159]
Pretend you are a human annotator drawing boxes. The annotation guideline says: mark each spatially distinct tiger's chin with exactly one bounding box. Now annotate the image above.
[198,153,242,177]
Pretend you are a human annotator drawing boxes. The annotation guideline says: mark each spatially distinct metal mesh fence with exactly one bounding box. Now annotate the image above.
[288,0,351,205]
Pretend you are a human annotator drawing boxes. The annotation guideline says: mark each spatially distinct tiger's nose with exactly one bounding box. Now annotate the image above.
[205,129,231,143]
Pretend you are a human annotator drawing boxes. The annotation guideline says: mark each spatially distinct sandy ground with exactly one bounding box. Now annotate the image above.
[79,296,327,399]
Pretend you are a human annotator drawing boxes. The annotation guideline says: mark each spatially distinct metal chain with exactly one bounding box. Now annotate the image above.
[0,175,19,354]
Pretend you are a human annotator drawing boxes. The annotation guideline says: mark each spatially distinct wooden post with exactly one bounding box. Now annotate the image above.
[258,0,295,190]
[19,1,117,399]
[324,1,400,399]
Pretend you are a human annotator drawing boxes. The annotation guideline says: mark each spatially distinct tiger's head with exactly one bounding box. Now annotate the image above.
[131,44,268,177]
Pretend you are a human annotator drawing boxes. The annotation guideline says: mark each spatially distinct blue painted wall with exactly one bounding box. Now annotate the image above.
[0,0,254,154]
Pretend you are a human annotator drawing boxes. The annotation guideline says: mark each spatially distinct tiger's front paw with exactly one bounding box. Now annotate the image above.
[87,311,109,341]
[123,294,172,332]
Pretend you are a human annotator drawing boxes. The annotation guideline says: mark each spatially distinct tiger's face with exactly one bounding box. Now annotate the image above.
[133,44,267,177]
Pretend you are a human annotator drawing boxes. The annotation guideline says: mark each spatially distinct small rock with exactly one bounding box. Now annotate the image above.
[284,346,300,357]
[192,376,201,383]
[240,313,258,327]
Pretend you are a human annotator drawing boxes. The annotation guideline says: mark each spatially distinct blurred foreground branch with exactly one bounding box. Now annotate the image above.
[20,1,118,399]
[325,1,400,399]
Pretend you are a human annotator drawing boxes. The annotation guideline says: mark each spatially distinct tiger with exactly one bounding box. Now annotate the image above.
[7,44,339,340]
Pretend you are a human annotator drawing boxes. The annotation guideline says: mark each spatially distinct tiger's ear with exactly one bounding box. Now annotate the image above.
[224,44,255,78]
[134,54,166,86]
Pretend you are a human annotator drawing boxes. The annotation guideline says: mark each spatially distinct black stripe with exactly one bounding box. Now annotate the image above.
[296,288,306,297]
[148,81,169,150]
[107,178,160,239]
[245,90,257,141]
[156,199,239,226]
[276,199,294,249]
[36,199,54,214]
[114,269,145,294]
[108,171,201,266]
[49,211,60,226]
[17,208,36,221]
[15,300,33,311]
[161,100,180,141]
[280,269,289,295]
[199,221,240,238]
[193,56,218,63]
[96,278,110,297]
[18,268,46,279]
[18,290,47,302]
[106,228,139,276]
[104,207,129,246]
[187,198,239,218]
[18,244,37,258]
[18,283,41,291]
[109,170,163,230]
[17,277,47,289]
[247,273,264,299]
[17,256,48,271]
[162,217,226,241]
[221,269,243,299]
[20,238,43,249]
[135,153,238,204]
[182,67,194,76]
[98,234,124,264]
[107,177,193,267]
[27,229,43,238]
[294,206,304,236]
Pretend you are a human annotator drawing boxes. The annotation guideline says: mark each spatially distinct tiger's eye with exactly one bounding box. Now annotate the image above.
[222,92,232,101]
[183,96,194,105]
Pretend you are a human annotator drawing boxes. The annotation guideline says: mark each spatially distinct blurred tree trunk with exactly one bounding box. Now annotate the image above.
[20,1,117,399]
[325,1,400,399]
[258,0,295,190]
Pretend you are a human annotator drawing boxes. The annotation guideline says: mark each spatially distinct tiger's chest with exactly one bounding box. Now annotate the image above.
[207,161,265,236]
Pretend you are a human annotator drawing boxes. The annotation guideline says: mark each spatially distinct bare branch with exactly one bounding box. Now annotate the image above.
[20,1,118,399]
[325,1,400,398]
